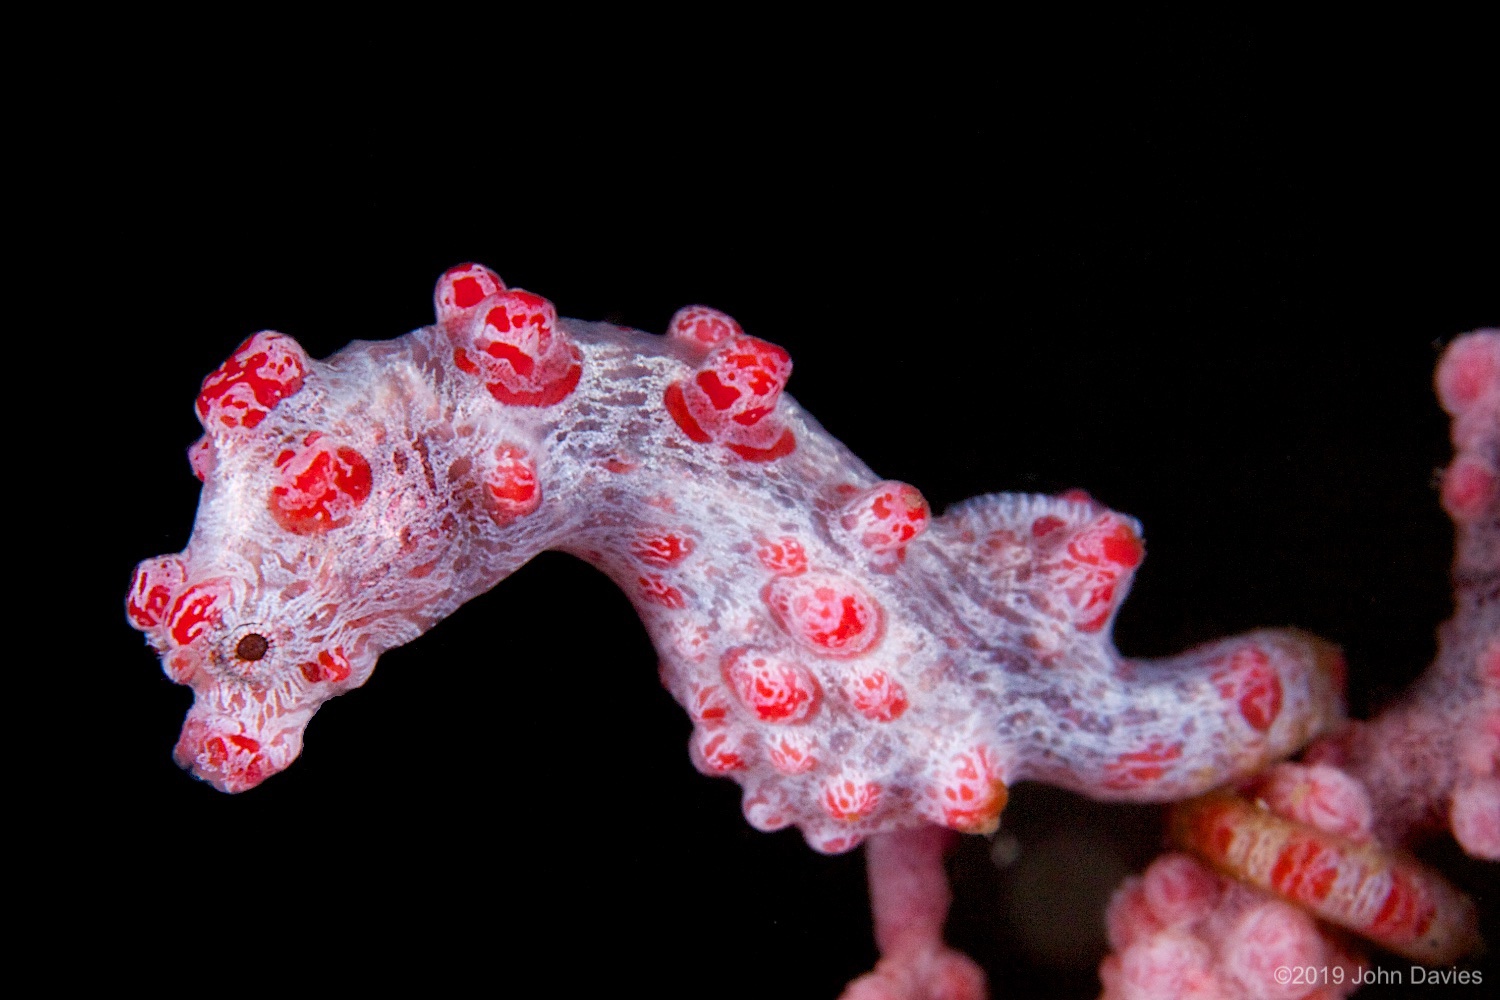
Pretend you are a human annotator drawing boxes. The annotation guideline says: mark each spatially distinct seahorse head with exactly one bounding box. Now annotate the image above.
[125,329,417,791]
[126,264,577,791]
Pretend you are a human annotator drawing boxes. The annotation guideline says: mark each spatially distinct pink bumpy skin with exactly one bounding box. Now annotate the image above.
[129,265,1367,999]
[127,263,1344,832]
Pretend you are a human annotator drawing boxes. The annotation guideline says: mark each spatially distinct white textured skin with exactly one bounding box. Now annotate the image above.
[128,277,1346,853]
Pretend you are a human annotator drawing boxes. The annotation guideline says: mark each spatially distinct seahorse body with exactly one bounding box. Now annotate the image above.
[127,264,1343,853]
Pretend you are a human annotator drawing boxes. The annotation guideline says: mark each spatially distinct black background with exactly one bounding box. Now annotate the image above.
[56,24,1496,999]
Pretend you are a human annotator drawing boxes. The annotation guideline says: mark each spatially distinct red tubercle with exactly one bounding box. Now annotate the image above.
[480,294,549,371]
[199,734,226,766]
[664,382,712,443]
[667,305,743,350]
[637,574,687,609]
[933,746,1009,834]
[603,455,638,474]
[188,437,215,481]
[1239,674,1283,733]
[485,355,582,406]
[663,333,797,462]
[767,731,819,774]
[1012,508,1144,634]
[822,774,882,823]
[741,781,796,833]
[127,556,187,630]
[696,369,742,410]
[164,650,200,684]
[808,833,864,855]
[763,572,884,657]
[721,647,821,724]
[434,263,507,328]
[323,648,353,682]
[452,275,494,309]
[718,336,790,398]
[450,289,583,407]
[299,646,352,685]
[483,445,541,523]
[631,531,695,567]
[1211,645,1284,733]
[1072,585,1119,633]
[843,668,909,722]
[756,536,808,576]
[268,438,373,534]
[227,733,261,753]
[1102,740,1184,790]
[196,331,309,433]
[687,682,731,728]
[697,731,748,773]
[204,740,250,779]
[1067,515,1144,569]
[1031,514,1065,538]
[725,431,797,462]
[175,717,277,793]
[167,580,230,647]
[839,481,931,553]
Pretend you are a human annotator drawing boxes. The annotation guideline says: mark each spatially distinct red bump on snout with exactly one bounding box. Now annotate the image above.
[268,435,373,534]
[127,556,187,630]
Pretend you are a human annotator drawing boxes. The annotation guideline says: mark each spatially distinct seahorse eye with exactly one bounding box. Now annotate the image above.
[235,632,270,662]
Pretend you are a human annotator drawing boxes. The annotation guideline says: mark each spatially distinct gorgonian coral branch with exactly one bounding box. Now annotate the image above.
[1103,331,1497,999]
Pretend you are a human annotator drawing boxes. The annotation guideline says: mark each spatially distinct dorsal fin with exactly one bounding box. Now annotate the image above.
[940,490,1116,540]
[935,490,1145,637]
